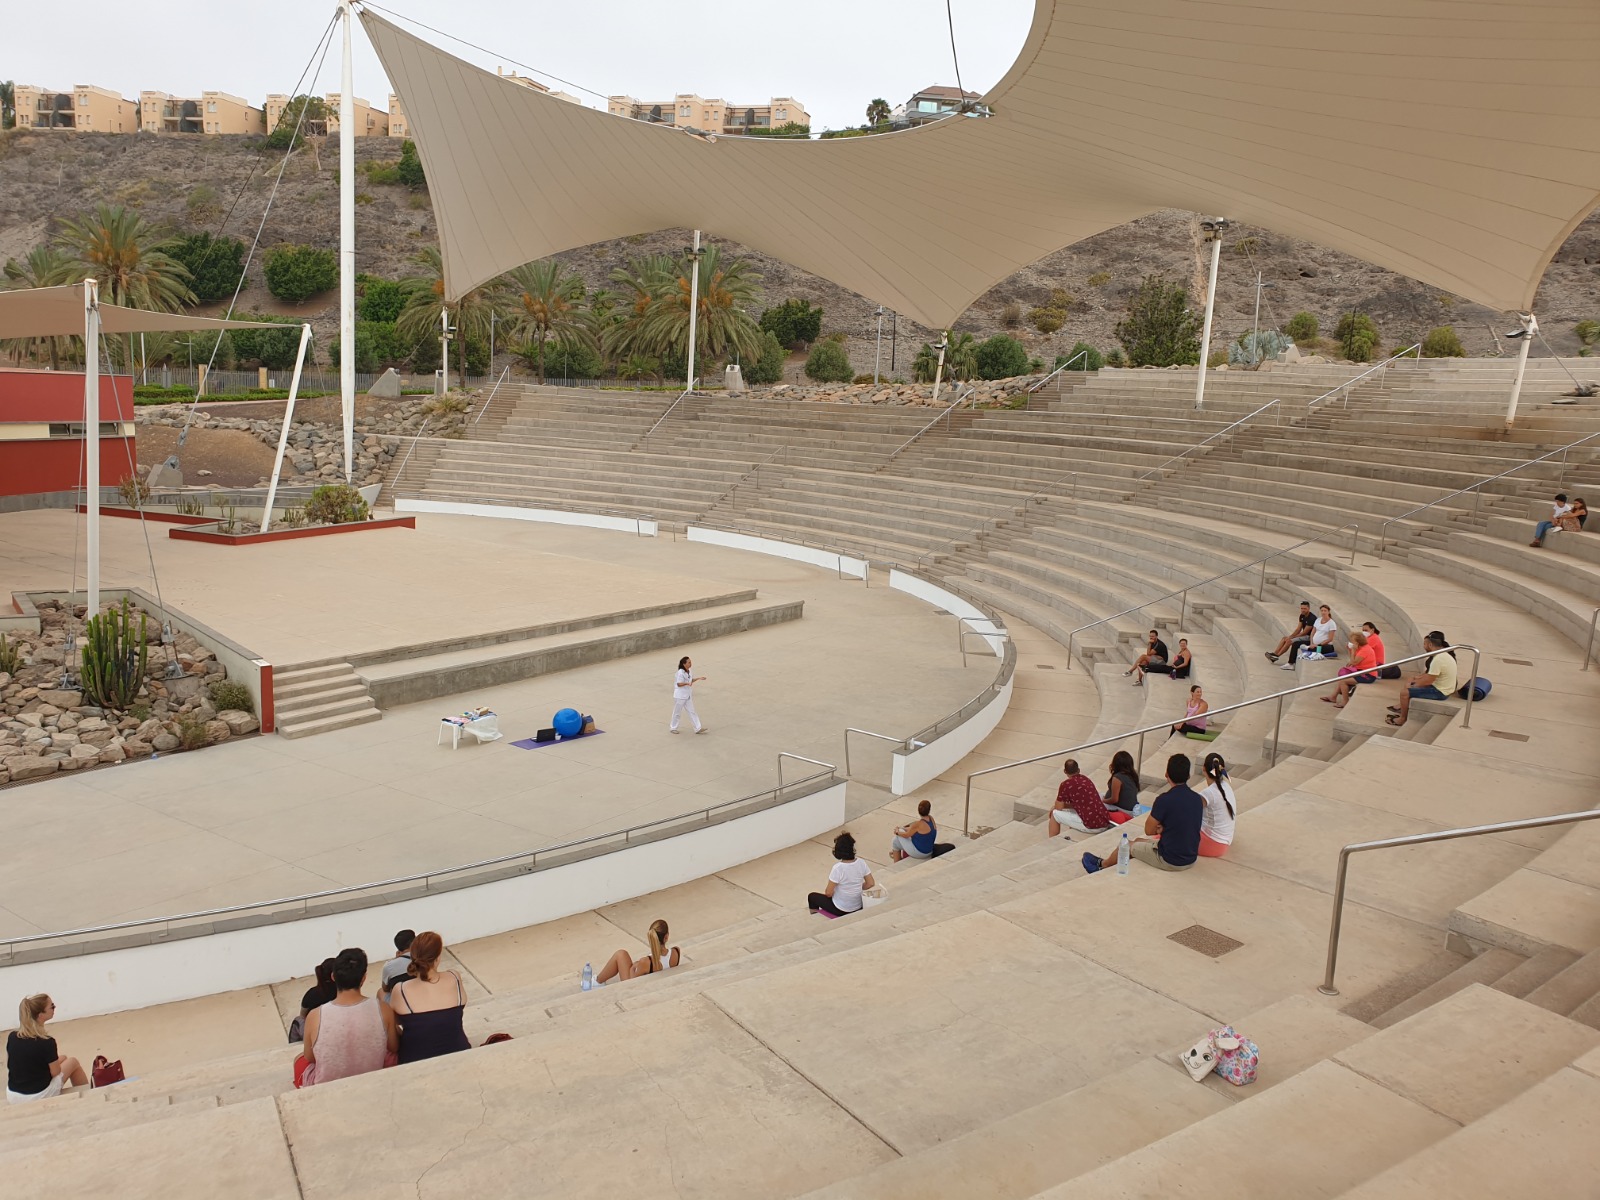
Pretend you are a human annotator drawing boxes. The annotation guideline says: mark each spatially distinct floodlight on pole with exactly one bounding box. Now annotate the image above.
[1251,273,1277,366]
[1504,312,1538,429]
[1194,218,1227,408]
[931,331,950,404]
[874,306,886,386]
[440,305,451,394]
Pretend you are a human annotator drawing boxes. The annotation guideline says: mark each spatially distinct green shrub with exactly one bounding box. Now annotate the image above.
[0,634,20,675]
[264,244,337,302]
[329,320,410,371]
[230,315,305,370]
[305,483,370,526]
[999,301,1022,328]
[397,139,426,188]
[1335,312,1380,362]
[357,276,409,323]
[1026,358,1045,374]
[81,597,148,711]
[265,95,328,150]
[1422,326,1466,358]
[1115,276,1201,367]
[279,506,307,529]
[1104,347,1127,368]
[974,334,1030,380]
[133,384,197,402]
[165,233,247,304]
[118,475,151,508]
[1086,271,1112,287]
[1207,349,1230,369]
[744,330,786,384]
[363,161,402,186]
[1285,311,1319,343]
[175,714,208,750]
[1574,320,1600,351]
[745,122,811,138]
[209,679,255,714]
[185,184,222,225]
[1061,341,1103,371]
[758,299,823,348]
[541,340,605,380]
[804,340,853,383]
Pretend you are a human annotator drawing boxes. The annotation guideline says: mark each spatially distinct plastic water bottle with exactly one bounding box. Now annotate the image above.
[580,962,593,992]
[1116,832,1130,875]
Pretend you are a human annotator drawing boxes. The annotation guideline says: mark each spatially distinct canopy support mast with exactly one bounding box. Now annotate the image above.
[1195,219,1226,410]
[261,324,315,533]
[84,278,101,618]
[339,0,357,481]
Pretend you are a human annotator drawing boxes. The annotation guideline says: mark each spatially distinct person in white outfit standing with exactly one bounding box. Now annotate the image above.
[670,656,707,734]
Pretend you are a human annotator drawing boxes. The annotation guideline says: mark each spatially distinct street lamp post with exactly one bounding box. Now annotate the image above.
[873,306,885,385]
[1251,274,1277,366]
[685,230,703,390]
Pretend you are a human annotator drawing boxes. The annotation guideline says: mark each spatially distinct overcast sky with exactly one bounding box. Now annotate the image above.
[8,0,1034,132]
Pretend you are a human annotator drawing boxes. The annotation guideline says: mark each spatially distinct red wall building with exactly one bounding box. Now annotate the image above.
[0,369,137,499]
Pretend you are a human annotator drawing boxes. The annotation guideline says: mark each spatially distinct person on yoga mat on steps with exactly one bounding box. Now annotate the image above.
[807,832,875,917]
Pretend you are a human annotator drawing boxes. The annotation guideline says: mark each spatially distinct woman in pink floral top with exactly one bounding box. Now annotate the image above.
[1048,759,1112,835]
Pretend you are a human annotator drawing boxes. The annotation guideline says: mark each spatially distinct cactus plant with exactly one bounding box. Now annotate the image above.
[0,634,20,675]
[81,597,149,710]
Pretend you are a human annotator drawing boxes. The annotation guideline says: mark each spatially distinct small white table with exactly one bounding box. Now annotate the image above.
[438,713,502,749]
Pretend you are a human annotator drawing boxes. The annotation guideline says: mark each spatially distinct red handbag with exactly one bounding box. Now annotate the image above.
[91,1055,126,1088]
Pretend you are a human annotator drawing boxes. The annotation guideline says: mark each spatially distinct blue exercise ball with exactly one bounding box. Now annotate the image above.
[552,708,583,738]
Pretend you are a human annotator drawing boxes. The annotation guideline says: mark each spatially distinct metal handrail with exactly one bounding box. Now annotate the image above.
[908,633,1017,750]
[880,384,974,466]
[0,763,840,957]
[1586,607,1599,671]
[469,364,513,427]
[1306,345,1421,409]
[1135,399,1280,480]
[844,728,910,777]
[1064,523,1362,668]
[778,752,837,788]
[958,615,1007,667]
[1376,429,1600,557]
[1318,809,1600,995]
[386,415,432,498]
[634,377,700,447]
[962,644,1482,835]
[1026,349,1089,394]
[909,470,1083,570]
[709,443,790,513]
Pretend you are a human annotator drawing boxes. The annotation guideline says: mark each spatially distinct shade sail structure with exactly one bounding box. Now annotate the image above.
[0,285,289,341]
[364,2,1600,327]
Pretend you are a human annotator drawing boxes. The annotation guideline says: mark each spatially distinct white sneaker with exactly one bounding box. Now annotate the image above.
[669,728,680,734]
[1279,663,1295,671]
[695,727,708,735]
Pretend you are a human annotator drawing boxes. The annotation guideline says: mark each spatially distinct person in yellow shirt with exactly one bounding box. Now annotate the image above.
[1387,631,1458,727]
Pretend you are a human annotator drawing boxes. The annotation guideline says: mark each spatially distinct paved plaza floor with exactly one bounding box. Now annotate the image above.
[0,509,1073,936]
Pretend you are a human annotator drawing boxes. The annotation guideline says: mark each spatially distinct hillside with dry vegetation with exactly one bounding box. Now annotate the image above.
[1,129,1596,379]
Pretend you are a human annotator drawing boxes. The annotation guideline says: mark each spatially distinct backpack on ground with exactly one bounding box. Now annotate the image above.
[1457,677,1492,701]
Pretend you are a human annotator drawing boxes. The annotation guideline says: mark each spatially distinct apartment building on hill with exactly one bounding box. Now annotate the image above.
[607,93,808,135]
[324,94,389,137]
[12,84,138,133]
[139,91,265,135]
[893,84,987,126]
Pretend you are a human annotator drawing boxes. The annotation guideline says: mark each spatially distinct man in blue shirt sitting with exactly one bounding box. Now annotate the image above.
[1082,753,1205,873]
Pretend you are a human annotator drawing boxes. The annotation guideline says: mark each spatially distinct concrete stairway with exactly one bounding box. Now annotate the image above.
[271,662,381,740]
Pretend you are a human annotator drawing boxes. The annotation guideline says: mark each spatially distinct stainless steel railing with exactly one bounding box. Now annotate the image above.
[1305,345,1421,409]
[707,443,790,514]
[879,384,974,466]
[634,378,700,447]
[1318,809,1600,995]
[1376,429,1600,557]
[1064,523,1361,668]
[1586,607,1599,671]
[961,644,1482,835]
[1025,349,1089,395]
[469,364,513,427]
[1135,398,1281,480]
[0,761,840,963]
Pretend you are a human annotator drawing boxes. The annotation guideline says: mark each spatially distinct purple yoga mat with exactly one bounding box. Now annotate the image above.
[510,730,606,750]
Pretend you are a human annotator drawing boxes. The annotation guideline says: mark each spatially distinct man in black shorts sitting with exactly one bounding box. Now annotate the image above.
[1124,629,1169,686]
[1265,600,1315,664]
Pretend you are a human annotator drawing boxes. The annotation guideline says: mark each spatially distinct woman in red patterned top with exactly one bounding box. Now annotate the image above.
[1048,759,1112,836]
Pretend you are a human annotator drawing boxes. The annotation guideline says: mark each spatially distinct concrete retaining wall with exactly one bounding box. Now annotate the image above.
[0,780,846,1019]
[686,526,868,579]
[397,496,658,536]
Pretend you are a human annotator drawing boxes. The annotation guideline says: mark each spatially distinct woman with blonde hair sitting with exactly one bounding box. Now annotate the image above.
[595,919,681,984]
[6,995,88,1104]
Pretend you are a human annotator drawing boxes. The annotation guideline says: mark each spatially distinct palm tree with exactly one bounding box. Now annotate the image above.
[865,98,891,127]
[604,253,678,361]
[912,333,977,384]
[631,245,764,374]
[3,245,76,367]
[396,245,501,368]
[0,81,15,131]
[502,259,592,383]
[57,205,195,312]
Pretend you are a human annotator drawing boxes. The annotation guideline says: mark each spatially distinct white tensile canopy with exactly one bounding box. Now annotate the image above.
[362,2,1600,327]
[0,283,315,612]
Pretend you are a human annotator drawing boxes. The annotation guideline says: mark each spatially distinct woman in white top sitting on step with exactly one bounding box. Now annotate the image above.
[807,832,875,918]
[1197,752,1236,857]
[1285,605,1337,668]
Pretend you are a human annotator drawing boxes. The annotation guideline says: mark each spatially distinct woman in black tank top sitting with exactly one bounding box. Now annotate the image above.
[389,931,471,1064]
